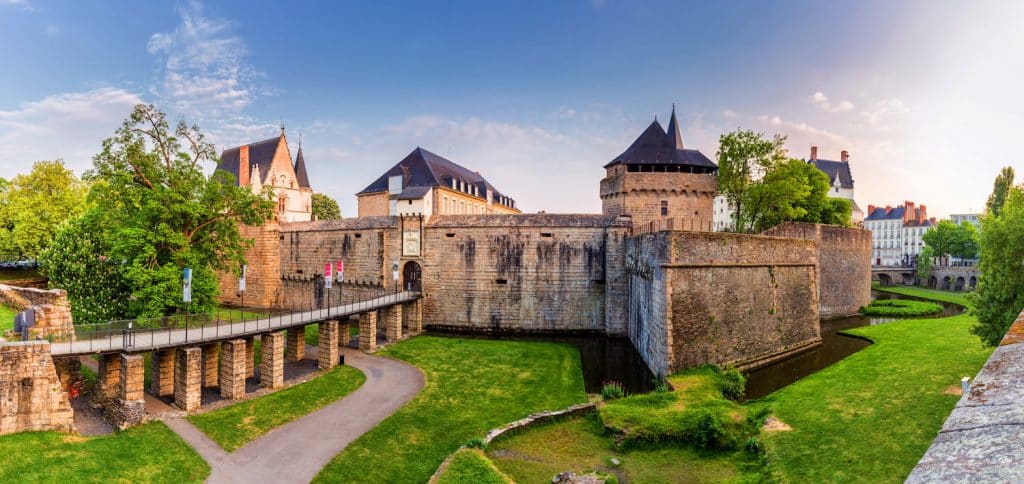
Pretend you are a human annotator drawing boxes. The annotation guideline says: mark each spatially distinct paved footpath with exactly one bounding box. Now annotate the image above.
[166,346,424,484]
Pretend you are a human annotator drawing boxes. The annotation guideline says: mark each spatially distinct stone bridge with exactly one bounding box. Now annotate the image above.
[872,265,979,291]
[1,290,421,434]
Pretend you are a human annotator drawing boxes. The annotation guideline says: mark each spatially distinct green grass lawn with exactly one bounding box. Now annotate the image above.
[859,299,943,317]
[0,304,15,333]
[303,322,359,346]
[756,286,991,482]
[872,283,971,307]
[488,413,761,483]
[313,336,587,483]
[0,422,209,483]
[437,448,512,484]
[188,365,365,451]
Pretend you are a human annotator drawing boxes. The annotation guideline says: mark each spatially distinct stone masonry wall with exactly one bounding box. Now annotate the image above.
[0,341,74,435]
[600,172,717,232]
[762,222,871,318]
[0,284,74,341]
[217,221,284,308]
[626,231,822,375]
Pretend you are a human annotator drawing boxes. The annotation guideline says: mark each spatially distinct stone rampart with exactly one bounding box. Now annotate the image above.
[762,222,872,318]
[0,284,74,341]
[627,231,822,376]
[0,341,74,435]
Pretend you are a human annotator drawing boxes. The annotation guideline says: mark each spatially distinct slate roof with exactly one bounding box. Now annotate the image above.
[605,108,717,170]
[865,206,906,221]
[810,158,854,189]
[357,147,512,203]
[427,214,618,228]
[217,135,283,185]
[294,147,311,189]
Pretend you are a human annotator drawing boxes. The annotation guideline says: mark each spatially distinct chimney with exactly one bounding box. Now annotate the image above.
[238,145,250,187]
[885,205,892,214]
[841,150,849,162]
[867,204,876,214]
[904,201,914,224]
[810,146,818,161]
[919,205,928,223]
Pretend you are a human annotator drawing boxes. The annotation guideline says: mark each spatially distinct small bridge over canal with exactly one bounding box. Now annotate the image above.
[872,265,978,291]
[42,289,422,428]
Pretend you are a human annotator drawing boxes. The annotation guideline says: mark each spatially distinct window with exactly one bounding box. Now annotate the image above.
[660,200,668,216]
[278,196,286,213]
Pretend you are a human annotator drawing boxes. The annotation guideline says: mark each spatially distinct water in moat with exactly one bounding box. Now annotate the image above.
[429,332,656,394]
[743,289,964,400]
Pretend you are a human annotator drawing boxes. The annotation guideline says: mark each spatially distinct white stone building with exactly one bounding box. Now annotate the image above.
[864,201,935,266]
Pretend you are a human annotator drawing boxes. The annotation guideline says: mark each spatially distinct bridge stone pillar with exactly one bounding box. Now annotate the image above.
[244,336,255,378]
[385,305,403,342]
[150,349,175,397]
[95,353,122,403]
[201,343,219,388]
[107,353,146,429]
[53,357,81,391]
[261,331,285,389]
[359,311,377,352]
[219,339,247,399]
[174,347,202,412]
[318,320,339,370]
[286,327,305,362]
[338,319,352,350]
[405,300,423,334]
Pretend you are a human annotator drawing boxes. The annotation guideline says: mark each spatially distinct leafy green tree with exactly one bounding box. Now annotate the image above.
[716,130,788,232]
[922,220,980,260]
[0,160,88,260]
[951,221,980,260]
[916,246,935,282]
[45,104,275,320]
[986,166,1014,216]
[971,186,1024,346]
[312,193,342,220]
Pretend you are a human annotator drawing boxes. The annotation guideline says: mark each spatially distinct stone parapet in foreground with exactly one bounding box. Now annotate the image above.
[906,310,1024,482]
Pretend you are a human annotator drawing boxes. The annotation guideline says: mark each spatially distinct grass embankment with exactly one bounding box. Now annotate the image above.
[188,365,365,451]
[872,283,971,307]
[435,448,512,484]
[0,304,14,333]
[314,336,586,483]
[758,286,990,482]
[859,299,943,316]
[0,422,209,482]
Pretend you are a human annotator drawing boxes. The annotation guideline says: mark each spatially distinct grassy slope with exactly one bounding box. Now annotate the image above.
[872,284,971,307]
[188,365,365,451]
[314,336,586,483]
[436,448,512,484]
[488,413,752,483]
[0,422,209,483]
[0,304,14,333]
[758,287,990,482]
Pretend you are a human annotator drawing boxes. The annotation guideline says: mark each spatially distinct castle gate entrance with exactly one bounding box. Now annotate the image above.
[403,261,422,292]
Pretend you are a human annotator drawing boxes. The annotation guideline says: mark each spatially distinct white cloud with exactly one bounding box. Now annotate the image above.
[147,1,263,119]
[811,91,855,113]
[861,98,908,125]
[757,114,847,145]
[722,109,738,119]
[0,0,30,9]
[44,24,58,35]
[0,88,144,177]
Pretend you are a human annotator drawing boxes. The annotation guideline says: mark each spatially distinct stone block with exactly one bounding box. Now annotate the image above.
[405,300,423,334]
[150,349,175,397]
[201,343,219,388]
[95,352,122,403]
[286,327,305,362]
[174,347,202,412]
[359,311,377,352]
[245,336,255,378]
[219,339,247,400]
[120,353,144,402]
[52,357,81,390]
[0,341,74,435]
[260,331,285,389]
[385,304,403,341]
[318,320,339,370]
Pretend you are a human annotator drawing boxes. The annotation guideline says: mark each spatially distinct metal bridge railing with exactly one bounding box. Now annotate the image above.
[44,285,418,354]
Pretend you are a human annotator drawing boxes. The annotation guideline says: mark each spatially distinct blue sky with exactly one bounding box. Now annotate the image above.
[2,0,1022,217]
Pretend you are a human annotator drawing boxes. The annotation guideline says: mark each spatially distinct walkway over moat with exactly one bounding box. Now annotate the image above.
[50,291,421,356]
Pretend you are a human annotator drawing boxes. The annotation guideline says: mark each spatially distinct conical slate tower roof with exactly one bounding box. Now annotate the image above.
[605,106,716,170]
[294,147,311,189]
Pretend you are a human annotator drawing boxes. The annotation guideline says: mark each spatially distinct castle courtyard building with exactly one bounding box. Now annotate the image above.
[215,129,313,222]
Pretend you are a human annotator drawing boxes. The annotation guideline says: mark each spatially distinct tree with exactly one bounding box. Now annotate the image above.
[716,130,788,233]
[922,220,979,260]
[986,166,1014,216]
[45,104,275,320]
[0,160,88,260]
[312,193,342,220]
[971,186,1024,346]
[751,158,852,231]
[916,246,935,282]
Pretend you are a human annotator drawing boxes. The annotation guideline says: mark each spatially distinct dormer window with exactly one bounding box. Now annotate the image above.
[388,175,403,195]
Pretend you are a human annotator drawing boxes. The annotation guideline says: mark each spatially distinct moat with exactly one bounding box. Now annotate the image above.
[744,289,964,399]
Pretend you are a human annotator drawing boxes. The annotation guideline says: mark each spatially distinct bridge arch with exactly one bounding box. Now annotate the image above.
[955,276,966,291]
[928,276,938,289]
[941,276,952,290]
[969,276,978,290]
[877,274,893,286]
[902,273,916,285]
[402,261,422,292]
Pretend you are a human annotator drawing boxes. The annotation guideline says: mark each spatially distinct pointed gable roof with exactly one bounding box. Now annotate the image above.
[294,147,311,189]
[216,135,285,185]
[809,158,854,189]
[357,147,513,202]
[605,107,716,170]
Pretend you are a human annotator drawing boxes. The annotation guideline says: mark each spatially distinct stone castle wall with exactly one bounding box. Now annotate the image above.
[762,222,872,318]
[0,341,74,435]
[0,284,74,341]
[626,231,822,376]
[217,221,285,309]
[600,172,717,231]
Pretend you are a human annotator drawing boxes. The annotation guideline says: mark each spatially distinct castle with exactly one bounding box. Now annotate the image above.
[216,128,313,223]
[217,107,871,377]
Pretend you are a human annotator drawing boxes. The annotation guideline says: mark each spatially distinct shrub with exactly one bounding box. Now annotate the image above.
[745,436,764,455]
[718,367,746,401]
[859,299,943,317]
[652,376,671,393]
[601,381,625,400]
